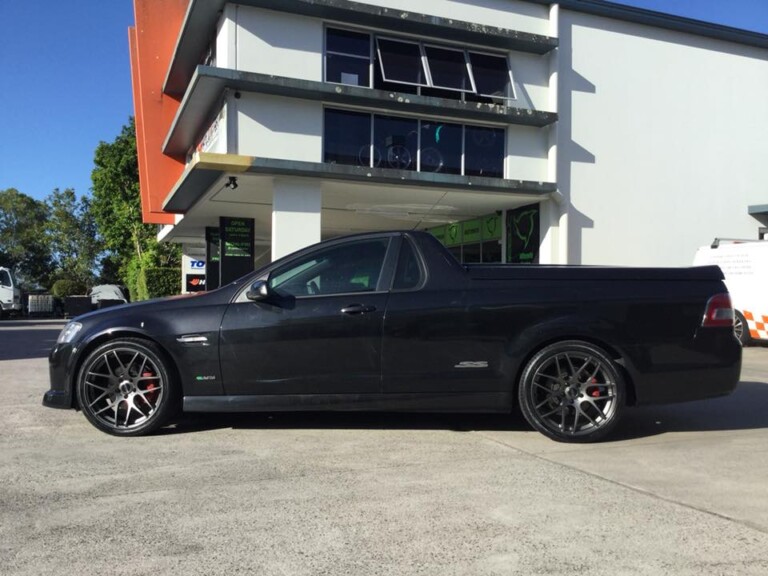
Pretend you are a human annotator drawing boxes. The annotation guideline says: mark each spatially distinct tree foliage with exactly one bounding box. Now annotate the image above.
[91,118,180,299]
[46,188,99,288]
[0,188,52,287]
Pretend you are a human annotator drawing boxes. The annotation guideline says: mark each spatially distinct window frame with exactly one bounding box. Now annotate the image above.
[466,49,517,101]
[265,237,397,299]
[323,107,506,179]
[323,26,516,104]
[324,26,374,88]
[422,43,476,94]
[375,36,430,89]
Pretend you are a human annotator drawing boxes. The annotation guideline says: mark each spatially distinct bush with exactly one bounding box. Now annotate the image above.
[139,267,179,299]
[51,279,86,298]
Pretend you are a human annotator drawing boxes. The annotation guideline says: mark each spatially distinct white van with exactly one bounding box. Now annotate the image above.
[693,239,768,344]
[0,267,22,319]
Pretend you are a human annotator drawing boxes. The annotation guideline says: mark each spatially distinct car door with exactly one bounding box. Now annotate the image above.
[219,236,396,396]
[382,236,506,394]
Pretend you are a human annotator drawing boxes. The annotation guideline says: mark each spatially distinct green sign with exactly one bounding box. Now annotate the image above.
[507,204,539,264]
[462,219,482,244]
[429,226,446,243]
[482,214,501,240]
[445,223,462,247]
[222,218,253,258]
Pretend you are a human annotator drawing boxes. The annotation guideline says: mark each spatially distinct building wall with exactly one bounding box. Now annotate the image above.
[351,0,551,37]
[220,4,552,112]
[236,94,323,162]
[559,10,768,266]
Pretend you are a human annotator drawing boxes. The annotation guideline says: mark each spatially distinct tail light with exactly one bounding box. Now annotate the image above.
[701,293,734,328]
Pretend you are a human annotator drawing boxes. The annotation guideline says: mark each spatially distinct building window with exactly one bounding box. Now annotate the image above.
[325,28,371,87]
[467,52,515,101]
[324,28,514,105]
[324,108,505,179]
[424,45,472,92]
[324,109,371,166]
[373,115,419,171]
[465,126,505,178]
[376,38,427,86]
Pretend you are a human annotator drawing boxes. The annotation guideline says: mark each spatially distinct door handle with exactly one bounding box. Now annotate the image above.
[340,304,376,315]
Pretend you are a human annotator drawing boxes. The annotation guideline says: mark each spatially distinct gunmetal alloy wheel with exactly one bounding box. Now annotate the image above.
[518,341,625,443]
[77,338,177,436]
[734,311,751,346]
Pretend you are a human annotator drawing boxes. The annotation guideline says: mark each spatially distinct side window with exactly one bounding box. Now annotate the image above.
[269,239,390,297]
[0,270,10,287]
[393,239,423,290]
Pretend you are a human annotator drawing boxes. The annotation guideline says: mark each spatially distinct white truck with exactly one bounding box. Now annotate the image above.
[694,239,768,345]
[0,266,21,319]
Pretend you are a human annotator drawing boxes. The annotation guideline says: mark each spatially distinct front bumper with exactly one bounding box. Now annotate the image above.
[43,342,78,410]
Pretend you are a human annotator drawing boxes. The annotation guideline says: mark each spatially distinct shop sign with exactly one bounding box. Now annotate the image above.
[445,223,463,247]
[506,204,540,264]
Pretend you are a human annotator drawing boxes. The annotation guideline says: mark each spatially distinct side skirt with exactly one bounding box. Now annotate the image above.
[184,393,512,413]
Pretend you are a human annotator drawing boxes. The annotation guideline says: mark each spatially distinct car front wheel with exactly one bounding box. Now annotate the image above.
[76,338,178,436]
[518,340,625,443]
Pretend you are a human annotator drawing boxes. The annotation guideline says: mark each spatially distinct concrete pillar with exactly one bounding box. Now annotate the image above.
[271,179,322,261]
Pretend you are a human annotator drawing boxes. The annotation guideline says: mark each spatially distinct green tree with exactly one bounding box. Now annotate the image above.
[46,187,100,288]
[0,188,52,287]
[91,118,180,299]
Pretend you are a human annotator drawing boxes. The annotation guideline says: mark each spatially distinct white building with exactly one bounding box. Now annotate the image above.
[129,0,768,288]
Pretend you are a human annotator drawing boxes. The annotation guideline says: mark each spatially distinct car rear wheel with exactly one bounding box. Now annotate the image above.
[518,340,625,443]
[734,311,751,346]
[76,338,178,436]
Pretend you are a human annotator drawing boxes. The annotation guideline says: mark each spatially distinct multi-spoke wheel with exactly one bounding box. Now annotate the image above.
[734,311,751,346]
[76,338,178,436]
[518,341,625,443]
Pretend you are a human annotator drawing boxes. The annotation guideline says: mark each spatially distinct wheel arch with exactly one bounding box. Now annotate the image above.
[70,329,181,409]
[511,334,637,408]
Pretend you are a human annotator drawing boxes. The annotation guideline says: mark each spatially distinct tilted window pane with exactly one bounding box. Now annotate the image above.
[324,109,371,167]
[465,126,504,178]
[424,46,471,91]
[373,115,418,171]
[377,38,427,86]
[326,53,370,86]
[469,53,512,99]
[373,56,418,93]
[420,121,462,175]
[327,28,370,57]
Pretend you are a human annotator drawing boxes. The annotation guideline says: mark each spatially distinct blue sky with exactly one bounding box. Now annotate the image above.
[1,0,766,202]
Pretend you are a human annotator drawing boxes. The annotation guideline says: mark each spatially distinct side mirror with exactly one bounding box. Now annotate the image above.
[246,280,271,302]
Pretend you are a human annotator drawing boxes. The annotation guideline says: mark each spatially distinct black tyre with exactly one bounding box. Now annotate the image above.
[76,338,178,436]
[734,311,751,346]
[518,340,625,443]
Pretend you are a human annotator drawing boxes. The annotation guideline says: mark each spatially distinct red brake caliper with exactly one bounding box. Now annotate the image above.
[589,377,602,397]
[143,371,159,404]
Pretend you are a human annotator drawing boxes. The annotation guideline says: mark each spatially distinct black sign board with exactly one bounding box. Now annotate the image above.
[219,217,255,285]
[186,274,206,293]
[506,204,540,264]
[205,227,221,291]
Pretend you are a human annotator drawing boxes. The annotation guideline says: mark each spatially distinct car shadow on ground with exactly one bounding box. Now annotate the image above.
[611,380,768,441]
[161,380,768,441]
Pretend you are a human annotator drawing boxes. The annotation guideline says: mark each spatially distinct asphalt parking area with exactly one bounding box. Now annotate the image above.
[2,319,767,575]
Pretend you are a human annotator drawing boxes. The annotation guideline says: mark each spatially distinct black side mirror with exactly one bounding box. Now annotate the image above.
[246,280,271,302]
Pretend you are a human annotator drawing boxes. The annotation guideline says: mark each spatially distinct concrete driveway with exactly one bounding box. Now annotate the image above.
[1,319,767,575]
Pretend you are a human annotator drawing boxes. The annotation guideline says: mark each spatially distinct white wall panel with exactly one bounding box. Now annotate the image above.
[352,0,550,36]
[236,94,323,162]
[558,11,768,266]
[234,6,323,80]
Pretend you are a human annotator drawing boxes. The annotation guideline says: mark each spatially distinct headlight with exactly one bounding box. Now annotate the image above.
[57,322,83,344]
